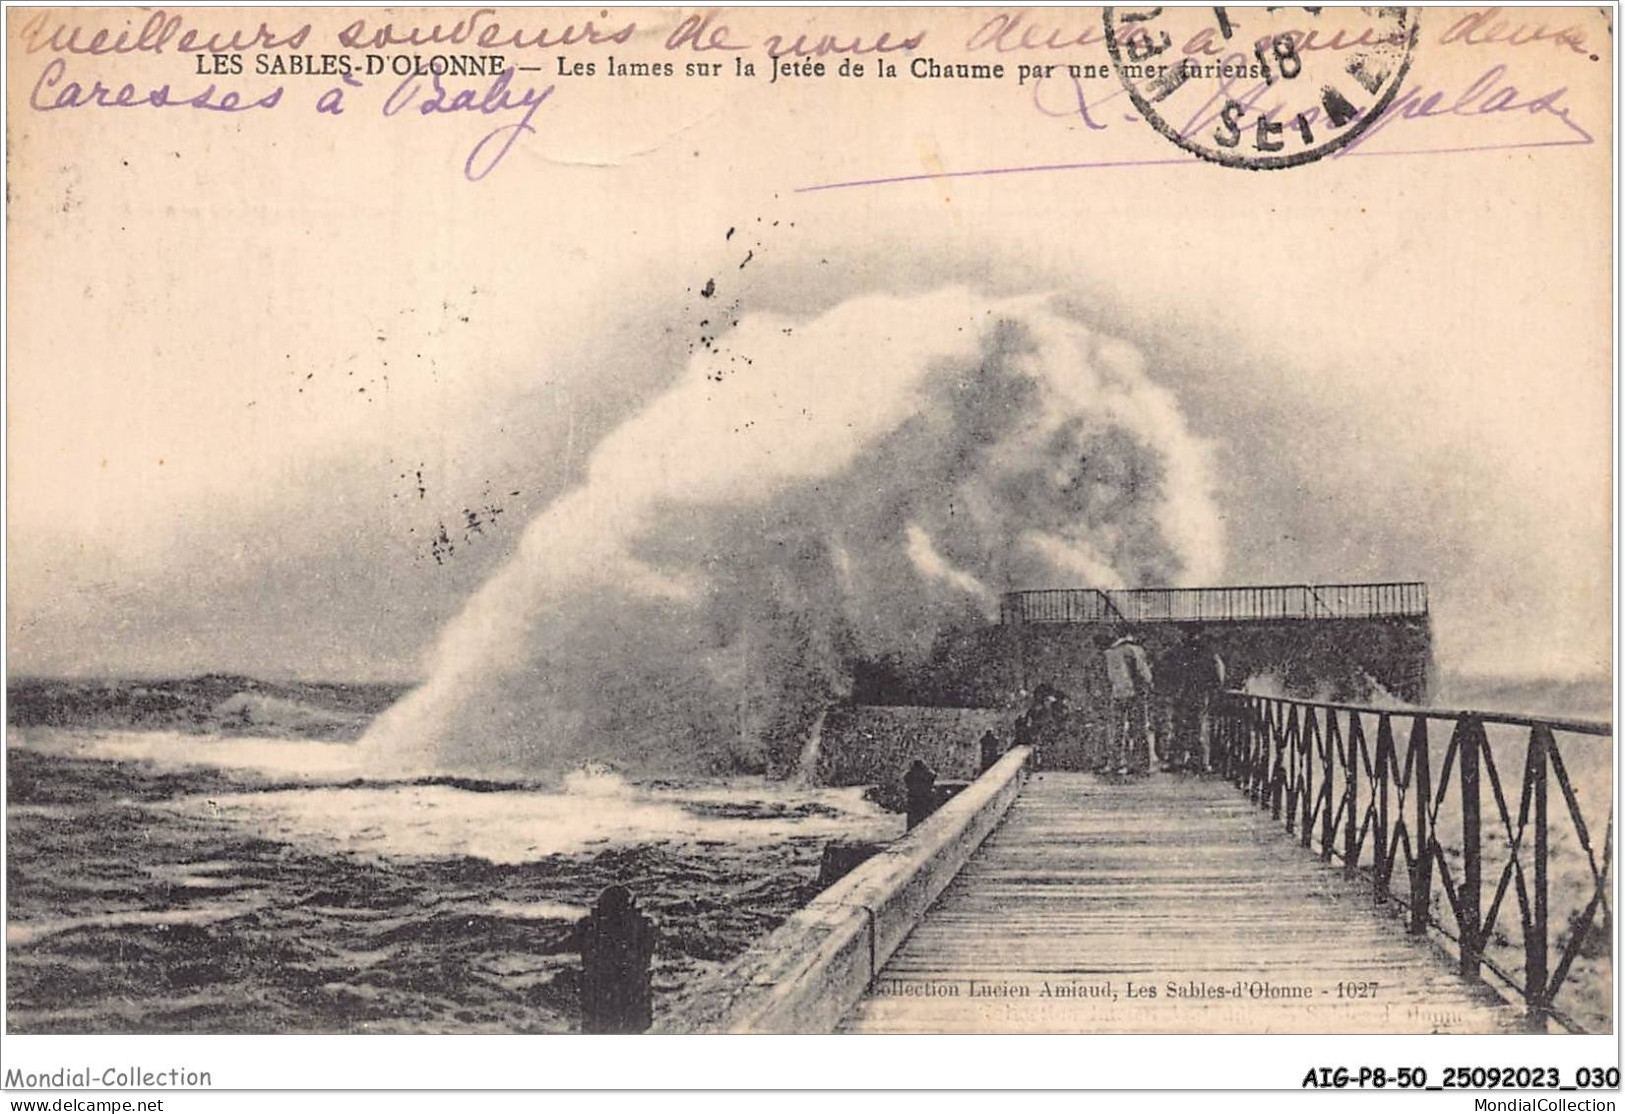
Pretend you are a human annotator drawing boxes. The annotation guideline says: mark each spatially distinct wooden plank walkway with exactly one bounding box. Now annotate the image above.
[842,771,1525,1034]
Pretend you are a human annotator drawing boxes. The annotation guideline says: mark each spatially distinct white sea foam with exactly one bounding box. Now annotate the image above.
[11,728,367,780]
[158,778,898,864]
[361,289,1222,776]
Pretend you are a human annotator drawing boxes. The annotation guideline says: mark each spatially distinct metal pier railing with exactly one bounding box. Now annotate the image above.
[1000,582,1429,625]
[1212,693,1612,1032]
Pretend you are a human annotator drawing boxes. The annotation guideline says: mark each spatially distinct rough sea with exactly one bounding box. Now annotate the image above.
[6,728,902,1033]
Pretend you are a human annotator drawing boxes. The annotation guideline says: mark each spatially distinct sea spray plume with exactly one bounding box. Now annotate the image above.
[362,289,1223,777]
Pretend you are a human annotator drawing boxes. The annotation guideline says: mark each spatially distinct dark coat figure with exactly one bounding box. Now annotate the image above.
[979,729,1003,774]
[1167,639,1227,771]
[1023,683,1070,771]
[1013,710,1038,770]
[903,759,938,829]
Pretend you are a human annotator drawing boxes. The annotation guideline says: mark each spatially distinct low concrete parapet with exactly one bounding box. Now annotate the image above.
[655,746,1031,1033]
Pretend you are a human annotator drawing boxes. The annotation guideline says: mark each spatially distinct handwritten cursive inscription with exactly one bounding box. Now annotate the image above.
[1034,60,1592,152]
[762,27,926,60]
[17,10,312,56]
[14,6,1603,190]
[1343,64,1595,151]
[29,58,283,112]
[664,11,751,52]
[337,9,635,52]
[968,7,1598,58]
[381,69,556,182]
[966,11,1105,54]
[1438,8,1594,54]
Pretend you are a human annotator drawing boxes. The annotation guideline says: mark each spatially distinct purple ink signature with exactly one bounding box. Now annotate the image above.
[382,69,555,182]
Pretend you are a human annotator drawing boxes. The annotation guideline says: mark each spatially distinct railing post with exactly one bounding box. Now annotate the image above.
[1241,701,1252,796]
[1300,708,1314,849]
[1244,701,1258,800]
[1287,708,1300,828]
[1270,704,1285,821]
[1374,714,1392,905]
[1409,718,1432,936]
[1227,700,1239,781]
[1227,699,1242,784]
[1249,702,1258,797]
[579,885,655,1034]
[1260,700,1273,807]
[1344,714,1361,877]
[1248,708,1261,802]
[1228,701,1241,789]
[1259,701,1271,805]
[1321,712,1336,861]
[1459,717,1483,981]
[1526,724,1551,1025]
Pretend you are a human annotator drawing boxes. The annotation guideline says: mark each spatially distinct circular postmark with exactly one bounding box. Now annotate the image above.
[1102,6,1417,170]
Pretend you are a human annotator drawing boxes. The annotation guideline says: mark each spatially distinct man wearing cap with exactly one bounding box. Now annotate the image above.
[1104,630,1155,775]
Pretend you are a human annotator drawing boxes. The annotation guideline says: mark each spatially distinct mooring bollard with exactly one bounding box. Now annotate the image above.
[817,840,884,887]
[577,884,654,1034]
[903,758,937,830]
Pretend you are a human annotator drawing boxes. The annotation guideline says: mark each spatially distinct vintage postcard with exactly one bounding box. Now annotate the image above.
[3,1,1618,1095]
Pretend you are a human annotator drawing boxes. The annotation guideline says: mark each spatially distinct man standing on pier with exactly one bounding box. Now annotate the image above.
[1104,630,1155,775]
[1166,635,1226,772]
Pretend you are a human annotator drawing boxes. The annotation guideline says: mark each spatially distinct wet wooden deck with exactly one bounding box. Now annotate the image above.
[842,771,1525,1034]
